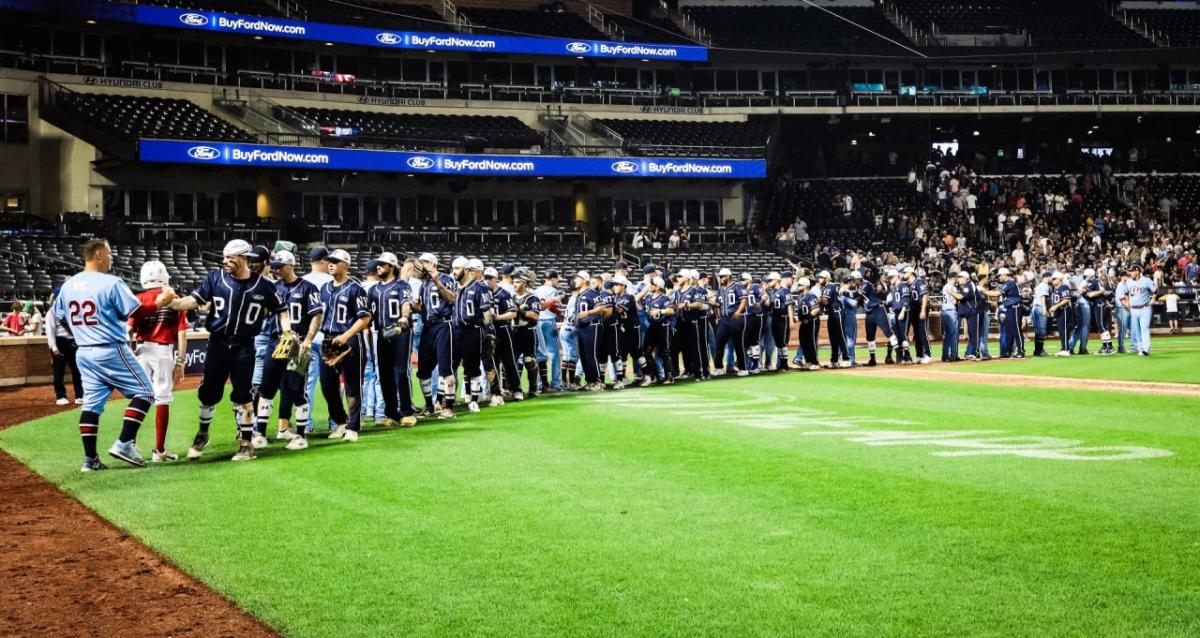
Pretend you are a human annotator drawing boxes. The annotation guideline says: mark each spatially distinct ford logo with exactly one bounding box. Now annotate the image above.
[179,13,209,26]
[610,160,638,174]
[407,156,435,170]
[376,32,402,45]
[566,42,592,54]
[187,146,221,160]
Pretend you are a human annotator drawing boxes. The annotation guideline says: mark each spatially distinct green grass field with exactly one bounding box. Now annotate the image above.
[977,335,1200,384]
[2,347,1199,637]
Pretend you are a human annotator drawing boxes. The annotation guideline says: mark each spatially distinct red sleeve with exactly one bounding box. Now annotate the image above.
[177,310,189,332]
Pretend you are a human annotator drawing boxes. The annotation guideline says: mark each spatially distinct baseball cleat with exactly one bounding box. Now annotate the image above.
[230,442,256,462]
[639,376,653,387]
[107,440,147,468]
[328,425,347,439]
[400,416,418,427]
[1055,350,1071,357]
[417,406,436,418]
[251,432,269,450]
[808,364,821,371]
[342,429,359,442]
[285,436,309,450]
[276,428,296,441]
[380,418,399,428]
[512,391,524,401]
[919,356,932,365]
[587,382,605,392]
[736,370,750,377]
[439,408,456,419]
[151,449,179,463]
[80,456,108,472]
[468,401,480,413]
[187,432,209,460]
[55,397,69,406]
[612,381,626,390]
[74,398,83,405]
[488,395,504,407]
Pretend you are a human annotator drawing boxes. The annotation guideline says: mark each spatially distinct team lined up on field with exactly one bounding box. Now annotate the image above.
[52,237,1161,471]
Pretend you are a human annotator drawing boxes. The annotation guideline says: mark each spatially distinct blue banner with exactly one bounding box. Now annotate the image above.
[122,5,707,62]
[138,140,764,180]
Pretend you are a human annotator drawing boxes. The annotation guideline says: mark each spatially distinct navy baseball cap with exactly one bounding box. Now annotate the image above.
[250,245,271,263]
[603,280,615,290]
[499,263,515,275]
[615,260,628,270]
[365,259,380,273]
[545,268,559,279]
[781,271,794,279]
[643,264,657,274]
[308,246,330,262]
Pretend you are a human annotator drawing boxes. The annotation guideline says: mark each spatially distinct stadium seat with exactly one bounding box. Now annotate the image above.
[58,93,256,143]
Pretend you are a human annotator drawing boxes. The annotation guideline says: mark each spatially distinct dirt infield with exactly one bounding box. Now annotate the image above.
[847,365,1200,397]
[0,382,277,638]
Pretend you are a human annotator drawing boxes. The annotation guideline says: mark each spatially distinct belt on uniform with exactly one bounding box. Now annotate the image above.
[1131,305,1147,310]
[78,342,125,348]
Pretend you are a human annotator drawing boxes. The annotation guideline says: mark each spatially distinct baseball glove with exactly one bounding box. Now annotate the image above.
[322,339,351,367]
[273,331,299,361]
[287,345,312,375]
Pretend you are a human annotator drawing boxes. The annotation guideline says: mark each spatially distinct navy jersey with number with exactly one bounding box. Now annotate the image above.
[889,282,910,312]
[492,287,515,327]
[190,270,285,339]
[770,287,792,316]
[368,278,413,329]
[453,280,492,328]
[1052,283,1074,310]
[861,280,884,311]
[647,293,673,324]
[267,278,320,339]
[691,285,712,318]
[957,281,977,317]
[1084,278,1102,302]
[515,292,541,330]
[720,283,746,318]
[614,292,639,327]
[576,288,603,326]
[1001,279,1021,308]
[419,273,458,323]
[796,292,818,322]
[321,279,370,334]
[819,282,842,312]
[908,278,928,306]
[746,283,767,316]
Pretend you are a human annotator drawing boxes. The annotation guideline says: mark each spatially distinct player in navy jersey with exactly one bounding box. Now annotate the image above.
[510,268,543,399]
[903,266,932,364]
[793,277,821,370]
[414,253,460,417]
[1081,268,1113,355]
[713,269,748,376]
[368,252,418,429]
[816,270,851,368]
[642,277,676,383]
[860,268,897,366]
[452,259,492,413]
[253,250,323,451]
[574,273,610,391]
[766,272,792,370]
[888,270,912,364]
[957,270,980,360]
[52,239,163,471]
[610,276,648,388]
[488,268,522,399]
[980,268,1023,359]
[742,273,768,373]
[168,239,289,462]
[318,249,372,441]
[1048,272,1076,356]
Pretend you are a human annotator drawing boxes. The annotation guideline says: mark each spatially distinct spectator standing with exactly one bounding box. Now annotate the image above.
[1,301,26,336]
[46,301,83,405]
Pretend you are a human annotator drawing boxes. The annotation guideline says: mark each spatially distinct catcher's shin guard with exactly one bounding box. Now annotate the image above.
[525,359,540,397]
[255,396,274,435]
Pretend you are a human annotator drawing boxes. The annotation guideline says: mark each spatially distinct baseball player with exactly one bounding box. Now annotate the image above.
[128,260,189,462]
[793,277,821,370]
[610,276,648,387]
[255,250,322,450]
[574,273,609,391]
[168,239,289,462]
[53,239,162,471]
[1119,264,1156,356]
[248,245,273,392]
[319,249,372,440]
[642,276,675,383]
[840,273,861,367]
[1030,272,1052,357]
[1083,268,1114,355]
[451,258,491,413]
[558,271,588,391]
[367,252,418,427]
[489,267,520,399]
[957,270,980,360]
[816,270,850,368]
[766,272,791,370]
[888,270,912,364]
[985,268,1023,358]
[940,272,964,363]
[904,267,932,365]
[510,268,542,398]
[533,269,564,393]
[860,267,896,367]
[414,253,459,418]
[742,273,767,373]
[713,268,748,376]
[1048,272,1075,356]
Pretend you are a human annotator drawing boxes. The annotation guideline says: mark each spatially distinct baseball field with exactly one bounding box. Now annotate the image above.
[1,338,1197,637]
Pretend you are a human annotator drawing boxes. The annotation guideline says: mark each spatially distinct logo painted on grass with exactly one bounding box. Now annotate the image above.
[406,156,435,170]
[593,392,1173,462]
[566,42,592,54]
[179,13,209,26]
[187,146,221,160]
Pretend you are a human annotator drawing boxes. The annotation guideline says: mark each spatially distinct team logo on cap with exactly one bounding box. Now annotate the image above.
[407,156,435,170]
[187,146,221,160]
[179,13,209,26]
[566,42,592,54]
[376,32,402,45]
[610,160,638,174]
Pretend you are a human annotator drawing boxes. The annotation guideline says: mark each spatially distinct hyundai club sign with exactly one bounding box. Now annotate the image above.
[139,140,764,179]
[119,5,707,62]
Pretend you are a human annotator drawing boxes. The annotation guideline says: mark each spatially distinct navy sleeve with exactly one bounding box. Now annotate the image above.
[191,270,216,303]
[354,285,371,319]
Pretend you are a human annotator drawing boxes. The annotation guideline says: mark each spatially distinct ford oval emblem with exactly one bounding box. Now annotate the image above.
[187,146,221,160]
[179,13,209,26]
[610,160,638,174]
[376,32,402,45]
[407,156,435,170]
[566,42,592,54]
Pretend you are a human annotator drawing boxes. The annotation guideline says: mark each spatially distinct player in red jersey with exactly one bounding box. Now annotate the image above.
[129,261,189,462]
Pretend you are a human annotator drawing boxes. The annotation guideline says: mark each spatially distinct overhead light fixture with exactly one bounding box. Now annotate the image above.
[1067,137,1074,144]
[850,139,858,145]
[868,131,876,137]
[1166,136,1172,143]
[427,49,436,53]
[325,42,334,46]
[254,35,263,40]
[85,19,97,25]
[972,130,980,136]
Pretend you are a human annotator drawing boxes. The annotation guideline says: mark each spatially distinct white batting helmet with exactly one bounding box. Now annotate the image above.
[140,260,170,289]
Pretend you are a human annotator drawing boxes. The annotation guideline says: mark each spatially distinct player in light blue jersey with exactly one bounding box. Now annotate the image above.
[50,239,165,472]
